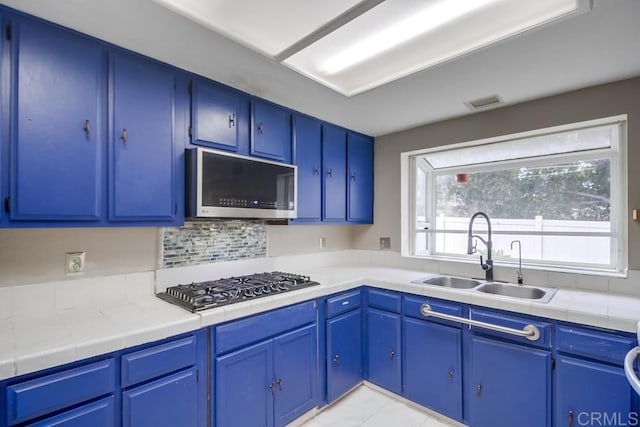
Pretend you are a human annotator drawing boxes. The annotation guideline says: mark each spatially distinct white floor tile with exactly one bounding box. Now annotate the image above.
[299,386,457,427]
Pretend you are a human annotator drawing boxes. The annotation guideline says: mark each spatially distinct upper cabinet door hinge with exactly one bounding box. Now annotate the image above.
[188,126,193,138]
[5,24,12,41]
[4,197,10,213]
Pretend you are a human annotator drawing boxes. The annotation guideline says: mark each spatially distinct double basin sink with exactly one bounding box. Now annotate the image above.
[412,275,557,303]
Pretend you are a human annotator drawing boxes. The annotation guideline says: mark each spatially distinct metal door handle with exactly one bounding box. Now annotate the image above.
[84,120,91,137]
[421,304,541,341]
[390,350,395,360]
[277,378,283,391]
[313,166,320,175]
[448,369,454,381]
[229,113,235,128]
[327,168,333,178]
[257,122,264,134]
[476,384,482,396]
[268,382,275,396]
[568,410,574,427]
[350,172,356,181]
[121,128,127,143]
[333,355,340,365]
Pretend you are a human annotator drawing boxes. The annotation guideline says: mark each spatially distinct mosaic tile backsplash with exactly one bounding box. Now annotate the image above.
[162,220,267,268]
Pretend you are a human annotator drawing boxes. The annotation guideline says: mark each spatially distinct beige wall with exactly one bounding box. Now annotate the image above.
[353,76,640,269]
[267,224,354,257]
[0,227,159,286]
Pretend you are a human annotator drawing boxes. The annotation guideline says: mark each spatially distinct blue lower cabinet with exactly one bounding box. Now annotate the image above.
[469,336,551,427]
[554,356,635,427]
[30,396,115,427]
[215,324,318,427]
[327,309,363,402]
[216,339,274,427]
[123,367,198,427]
[403,317,462,421]
[366,308,401,394]
[273,325,318,426]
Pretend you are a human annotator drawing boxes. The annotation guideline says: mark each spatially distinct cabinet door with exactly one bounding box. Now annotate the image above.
[322,124,347,222]
[216,340,274,427]
[367,308,401,394]
[555,356,635,427]
[110,53,176,222]
[403,317,462,421]
[191,80,243,152]
[347,133,373,223]
[327,309,362,402]
[274,324,318,427]
[252,99,291,163]
[11,18,103,220]
[30,396,114,427]
[123,367,197,427]
[469,336,551,427]
[292,115,321,221]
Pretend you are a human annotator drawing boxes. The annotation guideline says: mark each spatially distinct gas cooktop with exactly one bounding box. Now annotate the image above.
[157,271,320,312]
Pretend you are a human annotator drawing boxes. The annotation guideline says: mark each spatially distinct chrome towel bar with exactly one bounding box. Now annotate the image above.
[420,304,541,341]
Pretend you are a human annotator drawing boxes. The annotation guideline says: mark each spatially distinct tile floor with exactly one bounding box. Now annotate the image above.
[299,385,460,427]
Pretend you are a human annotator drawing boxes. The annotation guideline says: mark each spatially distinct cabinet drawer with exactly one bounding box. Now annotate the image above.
[30,396,114,427]
[470,308,551,348]
[216,300,316,354]
[6,358,115,425]
[403,295,463,328]
[327,290,361,318]
[121,335,197,388]
[367,288,401,313]
[555,325,636,366]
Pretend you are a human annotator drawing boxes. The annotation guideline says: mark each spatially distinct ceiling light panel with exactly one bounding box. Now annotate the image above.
[284,0,584,96]
[152,0,363,57]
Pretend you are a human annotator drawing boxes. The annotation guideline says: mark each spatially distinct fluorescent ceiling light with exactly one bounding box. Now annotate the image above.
[153,0,590,97]
[321,0,497,75]
[151,0,362,56]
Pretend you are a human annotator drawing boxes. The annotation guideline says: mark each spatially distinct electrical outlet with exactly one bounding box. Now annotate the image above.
[65,252,85,275]
[380,237,391,250]
[319,237,326,249]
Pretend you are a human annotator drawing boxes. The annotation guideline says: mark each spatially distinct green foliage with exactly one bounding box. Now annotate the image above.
[436,159,610,221]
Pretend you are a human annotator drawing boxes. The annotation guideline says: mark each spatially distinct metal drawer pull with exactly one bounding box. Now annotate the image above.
[121,128,128,143]
[268,382,275,396]
[476,383,482,396]
[569,410,574,427]
[420,304,541,341]
[390,350,395,359]
[84,119,91,137]
[333,355,340,365]
[277,378,283,391]
[448,369,454,381]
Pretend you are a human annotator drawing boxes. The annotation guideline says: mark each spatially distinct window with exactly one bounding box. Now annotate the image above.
[403,116,627,275]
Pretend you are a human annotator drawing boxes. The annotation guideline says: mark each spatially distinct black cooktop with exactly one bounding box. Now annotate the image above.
[157,271,320,312]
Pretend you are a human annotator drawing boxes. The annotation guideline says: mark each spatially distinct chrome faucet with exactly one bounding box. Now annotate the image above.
[511,240,524,285]
[467,212,493,281]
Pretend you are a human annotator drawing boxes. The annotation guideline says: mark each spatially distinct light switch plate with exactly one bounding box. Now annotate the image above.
[65,252,85,275]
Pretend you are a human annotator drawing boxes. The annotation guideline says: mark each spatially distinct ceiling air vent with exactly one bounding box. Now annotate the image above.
[465,94,503,111]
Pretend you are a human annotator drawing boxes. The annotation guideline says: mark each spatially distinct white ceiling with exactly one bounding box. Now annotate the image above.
[2,0,639,137]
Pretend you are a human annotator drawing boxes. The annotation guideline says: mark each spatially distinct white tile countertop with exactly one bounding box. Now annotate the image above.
[1,255,639,381]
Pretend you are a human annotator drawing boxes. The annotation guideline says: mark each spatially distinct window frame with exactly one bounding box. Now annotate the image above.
[401,115,628,276]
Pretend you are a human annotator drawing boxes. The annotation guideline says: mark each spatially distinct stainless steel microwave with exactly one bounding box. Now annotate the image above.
[186,148,297,219]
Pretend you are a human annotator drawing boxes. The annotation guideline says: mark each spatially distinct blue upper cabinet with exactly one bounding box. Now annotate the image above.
[292,114,322,221]
[322,124,347,222]
[252,98,292,163]
[109,53,177,222]
[190,79,249,154]
[347,133,373,223]
[9,17,104,221]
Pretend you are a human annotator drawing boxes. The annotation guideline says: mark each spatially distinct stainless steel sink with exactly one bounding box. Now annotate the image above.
[413,276,481,289]
[475,283,557,303]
